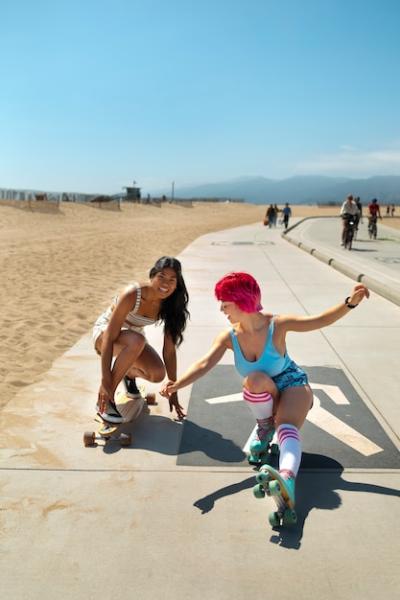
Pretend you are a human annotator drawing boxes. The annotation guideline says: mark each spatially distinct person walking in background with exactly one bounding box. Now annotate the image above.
[282,203,292,230]
[160,272,369,524]
[93,256,189,423]
[273,204,279,227]
[266,204,276,229]
[355,196,363,224]
[386,205,390,216]
[391,204,396,217]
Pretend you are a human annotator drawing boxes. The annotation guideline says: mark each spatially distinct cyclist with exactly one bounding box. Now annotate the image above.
[368,199,382,239]
[340,195,359,246]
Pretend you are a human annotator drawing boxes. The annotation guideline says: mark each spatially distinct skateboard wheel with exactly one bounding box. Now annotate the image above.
[268,480,281,496]
[268,511,281,527]
[253,483,265,499]
[120,433,132,447]
[83,431,96,447]
[282,508,297,526]
[146,393,157,405]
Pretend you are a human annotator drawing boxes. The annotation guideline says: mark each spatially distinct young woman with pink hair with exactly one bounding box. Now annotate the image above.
[161,272,369,526]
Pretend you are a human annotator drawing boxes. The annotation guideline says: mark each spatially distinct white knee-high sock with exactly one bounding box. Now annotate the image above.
[243,388,273,424]
[277,424,301,479]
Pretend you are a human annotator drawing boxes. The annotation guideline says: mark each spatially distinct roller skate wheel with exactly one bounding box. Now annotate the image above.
[83,431,96,447]
[268,480,281,496]
[268,511,281,527]
[248,454,260,466]
[282,508,297,526]
[256,469,270,484]
[253,483,266,499]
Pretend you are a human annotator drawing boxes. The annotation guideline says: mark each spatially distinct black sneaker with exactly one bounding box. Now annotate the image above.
[98,400,123,424]
[124,376,142,399]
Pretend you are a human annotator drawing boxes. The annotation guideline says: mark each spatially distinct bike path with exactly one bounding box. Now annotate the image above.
[285,217,400,305]
[1,223,399,600]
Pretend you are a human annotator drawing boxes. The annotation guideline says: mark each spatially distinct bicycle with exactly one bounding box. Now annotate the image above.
[368,216,378,240]
[342,214,357,250]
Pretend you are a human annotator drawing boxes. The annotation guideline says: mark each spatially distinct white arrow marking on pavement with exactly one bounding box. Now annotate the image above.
[205,392,242,404]
[205,382,384,457]
[309,382,348,405]
[307,395,383,457]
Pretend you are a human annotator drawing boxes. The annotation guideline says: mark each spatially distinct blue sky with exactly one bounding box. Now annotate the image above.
[1,0,399,194]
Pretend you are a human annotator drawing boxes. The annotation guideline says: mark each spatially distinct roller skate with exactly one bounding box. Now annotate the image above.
[247,418,279,467]
[253,465,297,528]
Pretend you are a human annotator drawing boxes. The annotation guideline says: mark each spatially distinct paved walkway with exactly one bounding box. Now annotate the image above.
[285,216,400,304]
[1,222,399,600]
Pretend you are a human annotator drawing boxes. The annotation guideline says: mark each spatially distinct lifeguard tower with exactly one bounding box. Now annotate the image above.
[123,182,141,202]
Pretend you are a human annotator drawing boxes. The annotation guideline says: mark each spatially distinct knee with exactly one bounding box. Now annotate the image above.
[244,371,277,396]
[147,366,166,383]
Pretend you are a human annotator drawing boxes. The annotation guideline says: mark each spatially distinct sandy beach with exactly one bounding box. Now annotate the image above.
[1,200,398,410]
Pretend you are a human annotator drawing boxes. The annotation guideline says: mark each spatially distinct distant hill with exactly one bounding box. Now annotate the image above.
[160,175,400,204]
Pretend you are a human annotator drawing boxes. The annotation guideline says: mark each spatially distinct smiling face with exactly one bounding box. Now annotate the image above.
[150,267,178,299]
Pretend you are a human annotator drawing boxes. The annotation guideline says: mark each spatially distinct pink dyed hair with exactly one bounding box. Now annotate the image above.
[214,272,263,313]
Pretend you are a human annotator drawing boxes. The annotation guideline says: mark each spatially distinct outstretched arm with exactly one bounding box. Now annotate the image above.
[160,330,229,397]
[277,284,369,333]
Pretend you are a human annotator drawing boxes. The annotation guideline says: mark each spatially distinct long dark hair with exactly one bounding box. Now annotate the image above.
[149,256,190,347]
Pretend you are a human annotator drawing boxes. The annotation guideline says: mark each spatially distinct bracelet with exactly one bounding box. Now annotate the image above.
[345,296,358,309]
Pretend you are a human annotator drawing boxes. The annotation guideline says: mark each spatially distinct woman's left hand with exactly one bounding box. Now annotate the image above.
[348,284,370,306]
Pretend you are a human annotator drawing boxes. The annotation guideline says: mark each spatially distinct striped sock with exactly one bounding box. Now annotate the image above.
[243,388,273,421]
[277,424,301,479]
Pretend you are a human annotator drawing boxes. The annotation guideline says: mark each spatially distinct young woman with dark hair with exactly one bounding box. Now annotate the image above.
[93,256,189,422]
[161,271,369,525]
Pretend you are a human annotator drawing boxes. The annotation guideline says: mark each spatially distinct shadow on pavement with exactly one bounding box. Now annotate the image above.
[97,414,245,463]
[193,454,400,550]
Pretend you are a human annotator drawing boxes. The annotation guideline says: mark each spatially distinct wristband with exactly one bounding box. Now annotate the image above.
[345,296,358,309]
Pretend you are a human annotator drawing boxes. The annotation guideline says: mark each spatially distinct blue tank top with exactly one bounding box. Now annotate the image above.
[230,319,292,378]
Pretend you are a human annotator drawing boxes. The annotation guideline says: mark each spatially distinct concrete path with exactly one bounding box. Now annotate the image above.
[1,222,399,600]
[285,216,400,305]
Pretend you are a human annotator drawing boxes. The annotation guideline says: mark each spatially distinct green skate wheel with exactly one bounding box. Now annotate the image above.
[268,511,280,527]
[255,469,270,484]
[268,480,281,496]
[282,508,297,526]
[248,453,260,465]
[270,443,279,455]
[253,483,265,499]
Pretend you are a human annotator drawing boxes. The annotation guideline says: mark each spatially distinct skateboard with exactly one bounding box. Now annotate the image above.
[253,464,297,527]
[84,416,132,447]
[83,388,155,448]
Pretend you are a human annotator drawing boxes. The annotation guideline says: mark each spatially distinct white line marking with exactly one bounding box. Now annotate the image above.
[309,382,349,405]
[205,392,242,404]
[308,396,383,456]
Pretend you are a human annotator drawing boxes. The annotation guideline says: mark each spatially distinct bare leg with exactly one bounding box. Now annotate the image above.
[96,331,165,396]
